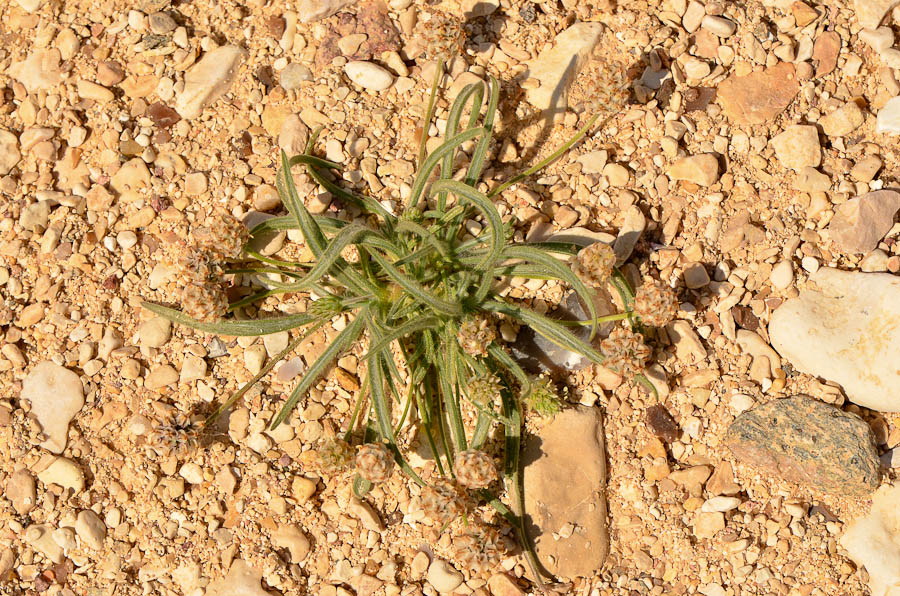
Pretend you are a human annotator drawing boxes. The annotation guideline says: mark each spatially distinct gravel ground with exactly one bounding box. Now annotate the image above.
[1,0,899,595]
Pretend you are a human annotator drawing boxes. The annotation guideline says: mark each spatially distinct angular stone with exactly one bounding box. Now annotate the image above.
[271,525,310,563]
[770,125,821,171]
[0,129,21,176]
[175,45,247,119]
[876,96,900,135]
[854,0,900,28]
[525,23,603,114]
[819,101,865,137]
[812,31,840,77]
[726,395,879,496]
[145,364,178,390]
[827,190,900,253]
[7,470,37,515]
[296,0,357,22]
[24,525,64,564]
[524,407,608,578]
[7,49,63,93]
[37,457,85,493]
[716,63,799,125]
[667,153,720,186]
[770,268,900,411]
[427,559,463,593]
[22,362,84,454]
[206,560,274,596]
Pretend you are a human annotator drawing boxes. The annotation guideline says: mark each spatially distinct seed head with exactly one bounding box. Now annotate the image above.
[454,450,496,489]
[309,295,344,319]
[588,57,632,116]
[150,413,201,457]
[451,524,510,572]
[468,373,503,407]
[600,326,651,379]
[634,280,678,327]
[571,242,615,287]
[523,375,563,417]
[192,212,249,260]
[457,315,496,358]
[420,479,467,525]
[414,8,466,62]
[181,281,229,322]
[356,443,395,484]
[175,249,214,282]
[318,438,354,473]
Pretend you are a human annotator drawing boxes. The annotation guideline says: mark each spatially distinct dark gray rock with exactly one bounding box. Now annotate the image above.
[725,395,879,496]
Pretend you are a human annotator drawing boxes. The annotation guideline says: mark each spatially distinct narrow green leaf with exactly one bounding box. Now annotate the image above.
[428,179,503,271]
[271,311,367,428]
[361,316,440,361]
[465,76,499,187]
[407,127,485,212]
[143,301,317,336]
[368,251,463,316]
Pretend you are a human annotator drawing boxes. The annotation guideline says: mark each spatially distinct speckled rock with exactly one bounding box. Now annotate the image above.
[827,190,900,254]
[523,406,608,578]
[716,63,799,125]
[725,395,879,496]
[770,268,900,411]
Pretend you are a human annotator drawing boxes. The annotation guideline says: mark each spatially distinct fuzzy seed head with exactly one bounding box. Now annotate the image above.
[572,242,615,287]
[454,450,496,489]
[308,295,343,319]
[468,373,502,407]
[457,315,496,358]
[318,438,354,473]
[192,212,249,260]
[150,413,201,457]
[451,524,510,572]
[175,249,214,282]
[600,326,651,379]
[634,280,678,327]
[356,443,395,484]
[588,58,632,116]
[415,8,466,61]
[524,375,563,417]
[181,281,229,322]
[420,479,467,525]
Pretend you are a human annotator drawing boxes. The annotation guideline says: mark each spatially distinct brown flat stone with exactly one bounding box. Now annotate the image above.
[716,63,799,125]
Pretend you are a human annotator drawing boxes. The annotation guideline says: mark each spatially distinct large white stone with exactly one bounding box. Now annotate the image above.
[840,483,900,596]
[877,96,900,135]
[22,362,84,453]
[524,22,603,114]
[770,268,900,411]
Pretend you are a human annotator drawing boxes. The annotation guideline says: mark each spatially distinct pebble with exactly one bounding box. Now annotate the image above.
[291,476,317,502]
[206,560,273,596]
[179,462,204,484]
[149,11,177,34]
[819,101,865,137]
[175,45,247,119]
[770,125,821,170]
[76,79,115,103]
[726,395,879,495]
[180,355,207,382]
[861,249,890,272]
[344,61,394,91]
[693,511,725,539]
[272,525,310,563]
[524,407,608,578]
[19,201,51,232]
[827,190,900,253]
[22,362,85,454]
[667,154,720,186]
[37,457,85,493]
[111,158,151,193]
[682,1,705,33]
[853,0,900,28]
[184,172,208,195]
[296,0,357,22]
[16,0,46,12]
[614,205,646,264]
[427,559,464,593]
[281,63,312,90]
[145,364,178,390]
[717,63,800,125]
[488,573,526,596]
[701,15,736,36]
[813,31,840,77]
[0,129,20,176]
[525,22,603,113]
[278,114,309,156]
[139,316,172,348]
[577,150,607,174]
[876,96,900,134]
[700,496,741,513]
[75,510,107,550]
[7,50,63,93]
[769,260,794,290]
[851,155,883,182]
[794,166,830,192]
[840,482,900,596]
[770,268,900,411]
[24,525,65,564]
[603,163,629,186]
[349,497,384,531]
[7,469,37,515]
[683,263,710,288]
[683,57,711,79]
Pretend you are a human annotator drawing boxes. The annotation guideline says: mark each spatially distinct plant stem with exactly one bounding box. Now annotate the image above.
[417,58,445,170]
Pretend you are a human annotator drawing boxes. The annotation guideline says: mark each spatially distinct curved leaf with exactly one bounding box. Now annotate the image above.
[143,301,316,336]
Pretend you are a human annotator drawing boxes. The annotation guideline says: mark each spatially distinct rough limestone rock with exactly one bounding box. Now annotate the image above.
[523,407,608,578]
[205,559,275,596]
[0,129,21,176]
[725,395,879,496]
[827,190,900,254]
[296,0,357,22]
[524,23,603,114]
[841,483,900,596]
[854,0,900,29]
[175,45,247,119]
[716,63,799,125]
[21,362,85,453]
[770,268,900,411]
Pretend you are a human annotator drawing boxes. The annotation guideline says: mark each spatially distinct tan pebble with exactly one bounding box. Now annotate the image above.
[77,79,115,103]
